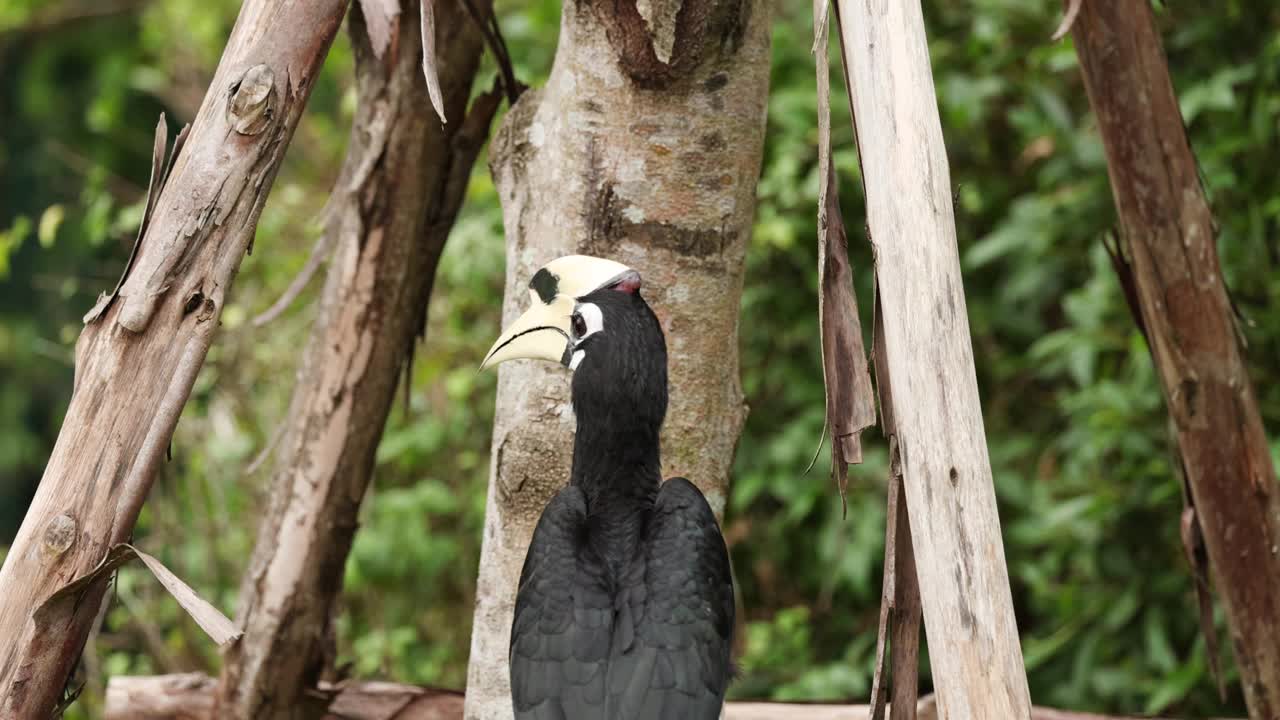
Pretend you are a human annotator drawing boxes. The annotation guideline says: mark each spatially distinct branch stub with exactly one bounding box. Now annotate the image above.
[42,514,77,558]
[227,64,277,136]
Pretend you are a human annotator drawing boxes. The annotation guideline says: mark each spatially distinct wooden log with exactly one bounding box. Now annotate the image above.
[105,676,1230,720]
[211,1,496,718]
[829,0,1033,718]
[106,675,463,720]
[1069,3,1280,717]
[0,1,349,717]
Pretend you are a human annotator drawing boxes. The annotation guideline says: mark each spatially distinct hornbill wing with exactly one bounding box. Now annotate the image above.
[510,486,614,720]
[607,477,735,720]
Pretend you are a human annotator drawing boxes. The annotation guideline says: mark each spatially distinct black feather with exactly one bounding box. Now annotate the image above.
[510,286,734,720]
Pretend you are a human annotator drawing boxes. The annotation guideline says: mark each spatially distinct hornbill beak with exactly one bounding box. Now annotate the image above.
[480,255,634,371]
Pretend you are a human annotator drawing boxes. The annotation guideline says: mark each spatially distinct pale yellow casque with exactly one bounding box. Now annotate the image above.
[480,255,633,370]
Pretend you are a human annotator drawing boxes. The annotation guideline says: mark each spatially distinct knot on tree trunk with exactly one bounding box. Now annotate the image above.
[227,64,277,136]
[41,514,77,559]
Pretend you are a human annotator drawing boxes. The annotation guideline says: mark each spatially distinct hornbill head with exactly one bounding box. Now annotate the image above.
[481,254,668,428]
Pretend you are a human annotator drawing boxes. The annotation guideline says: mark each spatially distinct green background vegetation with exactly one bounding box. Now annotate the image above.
[2,0,1277,717]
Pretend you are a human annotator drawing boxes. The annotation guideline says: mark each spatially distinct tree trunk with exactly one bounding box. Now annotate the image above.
[830,0,1033,718]
[0,1,348,716]
[464,1,771,716]
[1069,3,1280,717]
[213,1,495,718]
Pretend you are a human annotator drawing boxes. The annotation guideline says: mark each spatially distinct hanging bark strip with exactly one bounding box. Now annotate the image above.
[465,0,772,715]
[214,1,497,718]
[812,0,876,510]
[814,1,916,711]
[865,295,922,720]
[1069,3,1280,716]
[0,1,349,717]
[829,0,1033,717]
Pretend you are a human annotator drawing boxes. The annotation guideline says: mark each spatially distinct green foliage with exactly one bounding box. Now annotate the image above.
[2,0,1277,717]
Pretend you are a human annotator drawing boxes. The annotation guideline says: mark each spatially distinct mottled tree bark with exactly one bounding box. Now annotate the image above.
[1070,3,1280,717]
[0,1,349,716]
[214,1,494,718]
[831,0,1033,717]
[464,0,771,716]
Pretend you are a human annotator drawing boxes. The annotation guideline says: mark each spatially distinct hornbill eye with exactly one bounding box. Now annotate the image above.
[571,312,588,339]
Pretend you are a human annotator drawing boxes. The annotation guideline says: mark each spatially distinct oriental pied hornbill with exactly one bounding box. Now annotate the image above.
[482,255,735,720]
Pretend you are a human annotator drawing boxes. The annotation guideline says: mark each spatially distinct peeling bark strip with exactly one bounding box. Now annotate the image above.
[30,544,240,651]
[214,2,494,719]
[831,0,1033,718]
[106,676,1234,720]
[82,116,188,327]
[867,297,921,720]
[0,1,348,716]
[465,0,771,715]
[1070,2,1280,716]
[812,0,875,509]
[866,464,922,720]
[589,0,751,88]
[816,30,914,720]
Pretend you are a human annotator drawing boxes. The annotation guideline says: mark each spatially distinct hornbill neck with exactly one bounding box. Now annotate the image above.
[569,405,662,513]
[566,289,669,519]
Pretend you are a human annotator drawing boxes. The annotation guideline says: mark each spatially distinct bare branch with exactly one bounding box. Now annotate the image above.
[250,231,334,327]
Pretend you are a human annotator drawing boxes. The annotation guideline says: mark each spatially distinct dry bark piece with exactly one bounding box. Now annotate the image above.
[131,547,241,646]
[812,0,875,511]
[1180,504,1224,699]
[635,0,682,63]
[1050,0,1083,42]
[359,0,402,59]
[866,295,921,720]
[83,114,170,326]
[31,544,239,649]
[420,0,446,123]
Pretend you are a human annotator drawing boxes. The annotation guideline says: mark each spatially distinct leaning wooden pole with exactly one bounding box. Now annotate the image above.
[830,0,1033,717]
[1069,3,1280,717]
[0,1,348,716]
[213,1,497,718]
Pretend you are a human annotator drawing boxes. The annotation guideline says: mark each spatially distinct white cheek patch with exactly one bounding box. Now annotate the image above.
[568,302,603,371]
[575,302,604,340]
